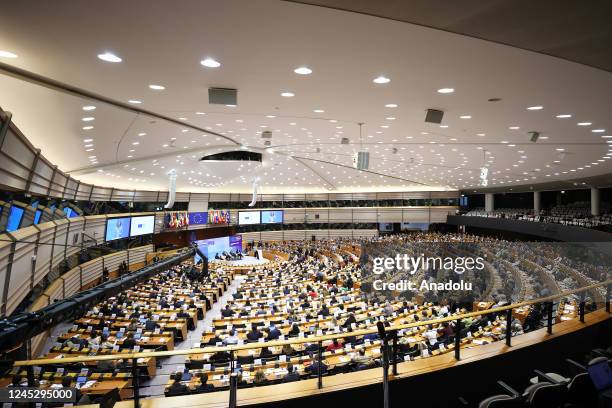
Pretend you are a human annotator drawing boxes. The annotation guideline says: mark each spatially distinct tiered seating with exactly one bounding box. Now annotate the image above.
[1,263,232,403]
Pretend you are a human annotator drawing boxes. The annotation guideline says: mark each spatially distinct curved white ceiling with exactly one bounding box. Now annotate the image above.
[0,0,610,194]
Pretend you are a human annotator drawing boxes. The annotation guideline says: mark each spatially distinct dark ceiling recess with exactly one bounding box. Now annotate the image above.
[286,0,612,73]
[200,150,262,163]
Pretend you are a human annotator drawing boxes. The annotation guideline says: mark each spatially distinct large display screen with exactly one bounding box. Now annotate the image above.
[164,211,189,229]
[33,209,42,225]
[188,212,208,225]
[208,209,230,224]
[238,211,260,225]
[105,217,131,241]
[261,210,283,224]
[194,235,243,263]
[130,215,155,237]
[6,206,25,232]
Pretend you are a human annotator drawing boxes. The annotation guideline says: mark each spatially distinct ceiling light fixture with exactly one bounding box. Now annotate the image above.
[0,50,18,58]
[281,92,295,97]
[460,115,472,119]
[82,126,93,130]
[294,67,312,75]
[437,88,454,94]
[509,126,520,130]
[373,76,390,84]
[81,117,95,122]
[97,52,122,62]
[82,106,96,111]
[577,122,592,126]
[385,103,398,108]
[592,129,605,133]
[149,84,165,90]
[556,114,572,118]
[200,57,221,68]
[527,106,543,110]
[128,100,142,104]
[313,109,324,113]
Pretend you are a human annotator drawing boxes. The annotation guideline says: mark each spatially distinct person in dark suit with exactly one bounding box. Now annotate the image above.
[144,313,159,331]
[121,332,136,350]
[288,323,300,337]
[342,313,356,329]
[193,373,215,393]
[306,354,328,375]
[259,346,273,359]
[221,305,234,318]
[209,350,231,363]
[266,324,281,340]
[167,372,189,396]
[282,363,300,383]
[246,325,263,342]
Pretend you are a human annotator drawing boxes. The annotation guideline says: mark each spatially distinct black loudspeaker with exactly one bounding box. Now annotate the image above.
[425,109,444,124]
[529,131,540,142]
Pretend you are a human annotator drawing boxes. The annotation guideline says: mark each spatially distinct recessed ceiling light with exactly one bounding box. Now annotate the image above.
[84,144,94,148]
[138,132,146,136]
[509,126,520,130]
[373,76,390,84]
[385,103,398,108]
[178,117,188,120]
[437,88,454,94]
[82,126,94,130]
[83,139,93,143]
[577,122,592,126]
[97,52,122,63]
[0,50,18,59]
[128,100,142,104]
[458,115,472,119]
[226,104,236,107]
[85,148,95,152]
[386,117,396,121]
[527,106,543,110]
[440,125,448,128]
[313,109,325,113]
[266,115,276,118]
[556,148,565,151]
[149,84,165,90]
[294,67,312,75]
[82,117,95,122]
[132,141,140,145]
[200,57,221,68]
[601,135,612,138]
[82,106,96,111]
[281,92,295,97]
[195,111,205,115]
[556,114,572,118]
[592,129,605,133]
[476,133,485,137]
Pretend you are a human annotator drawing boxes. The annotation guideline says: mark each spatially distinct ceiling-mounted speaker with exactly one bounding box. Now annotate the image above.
[353,152,369,170]
[529,131,540,142]
[340,137,350,144]
[425,109,444,124]
[261,130,272,139]
[264,140,271,146]
[208,87,238,105]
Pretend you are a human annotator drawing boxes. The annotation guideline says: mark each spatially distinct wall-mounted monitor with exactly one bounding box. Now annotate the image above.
[208,209,230,224]
[188,211,208,225]
[6,205,25,232]
[261,210,283,224]
[164,211,189,229]
[239,211,260,225]
[105,217,131,241]
[33,209,42,225]
[130,215,155,237]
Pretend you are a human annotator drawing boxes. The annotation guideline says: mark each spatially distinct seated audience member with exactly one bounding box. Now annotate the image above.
[326,339,343,352]
[145,312,159,331]
[288,323,300,337]
[281,343,296,356]
[351,348,373,369]
[266,323,281,340]
[282,363,301,383]
[342,313,356,329]
[194,372,215,393]
[259,346,273,358]
[209,350,231,363]
[223,329,239,345]
[167,372,189,396]
[247,325,263,342]
[306,353,328,375]
[208,333,223,346]
[122,332,137,350]
[254,369,268,386]
[221,305,234,318]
